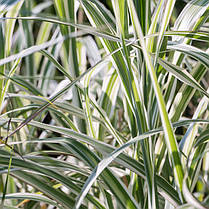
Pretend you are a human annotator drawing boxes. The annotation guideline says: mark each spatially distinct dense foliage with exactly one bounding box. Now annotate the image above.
[0,0,209,208]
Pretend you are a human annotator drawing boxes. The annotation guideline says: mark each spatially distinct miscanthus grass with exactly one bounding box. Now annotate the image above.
[0,0,209,208]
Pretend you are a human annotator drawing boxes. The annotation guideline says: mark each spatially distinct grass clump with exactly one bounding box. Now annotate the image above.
[0,0,209,208]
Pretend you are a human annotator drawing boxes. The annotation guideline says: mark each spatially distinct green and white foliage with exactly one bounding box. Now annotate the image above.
[0,0,209,208]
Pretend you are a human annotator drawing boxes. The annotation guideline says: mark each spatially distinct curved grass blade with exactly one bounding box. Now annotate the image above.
[168,43,209,68]
[66,140,140,209]
[146,31,209,43]
[195,129,209,147]
[183,172,208,209]
[0,193,62,209]
[0,30,86,67]
[5,0,23,56]
[157,57,209,98]
[0,16,121,43]
[40,50,73,81]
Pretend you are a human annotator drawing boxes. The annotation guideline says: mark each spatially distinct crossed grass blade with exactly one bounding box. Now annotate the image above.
[0,88,24,158]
